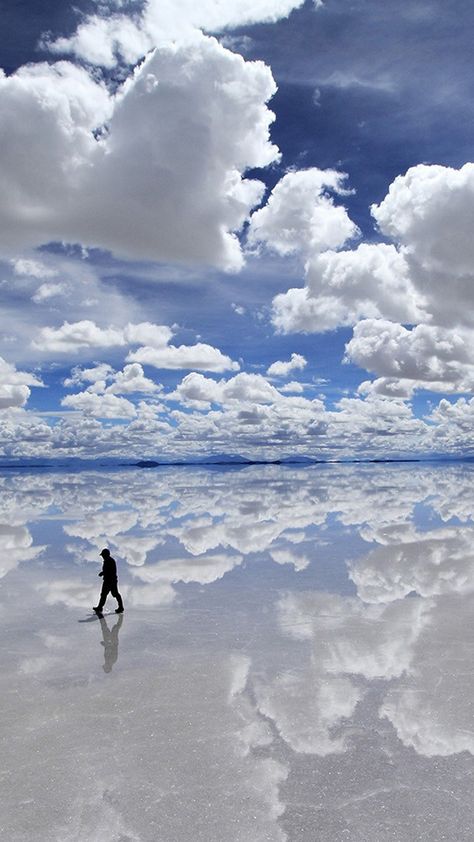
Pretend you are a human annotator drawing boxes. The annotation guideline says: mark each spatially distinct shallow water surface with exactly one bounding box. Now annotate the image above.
[2,463,474,841]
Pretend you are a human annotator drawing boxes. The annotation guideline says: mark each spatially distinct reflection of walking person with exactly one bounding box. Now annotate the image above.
[93,548,124,614]
[99,613,123,673]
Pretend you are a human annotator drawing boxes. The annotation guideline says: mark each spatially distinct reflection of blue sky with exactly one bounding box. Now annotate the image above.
[3,463,474,838]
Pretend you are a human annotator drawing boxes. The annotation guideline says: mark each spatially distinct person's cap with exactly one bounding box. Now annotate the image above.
[100,548,110,557]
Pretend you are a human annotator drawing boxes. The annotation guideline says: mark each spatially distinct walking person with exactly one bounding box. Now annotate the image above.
[93,548,124,615]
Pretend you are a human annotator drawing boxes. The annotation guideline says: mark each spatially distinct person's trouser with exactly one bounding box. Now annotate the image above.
[97,578,124,611]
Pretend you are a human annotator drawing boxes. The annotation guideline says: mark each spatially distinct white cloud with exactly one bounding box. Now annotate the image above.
[0,381,441,459]
[345,319,474,393]
[278,381,304,393]
[61,392,137,418]
[372,162,474,278]
[0,385,31,410]
[167,372,221,407]
[371,162,474,331]
[430,396,474,427]
[0,357,42,389]
[269,162,474,339]
[34,319,236,372]
[32,282,66,303]
[129,343,239,373]
[0,253,147,366]
[0,357,43,410]
[231,303,246,316]
[171,372,284,406]
[427,397,474,455]
[45,0,312,68]
[12,258,57,279]
[267,352,307,377]
[107,363,161,395]
[248,167,358,257]
[64,363,115,388]
[168,375,330,453]
[123,323,173,349]
[357,377,416,400]
[34,320,126,353]
[0,37,279,271]
[328,393,427,452]
[0,62,111,257]
[269,160,474,411]
[61,363,161,417]
[272,243,425,333]
[321,70,396,93]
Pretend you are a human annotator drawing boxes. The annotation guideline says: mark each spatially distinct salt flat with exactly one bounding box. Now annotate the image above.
[2,463,474,841]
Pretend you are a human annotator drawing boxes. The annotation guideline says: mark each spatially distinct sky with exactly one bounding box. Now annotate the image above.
[1,0,474,461]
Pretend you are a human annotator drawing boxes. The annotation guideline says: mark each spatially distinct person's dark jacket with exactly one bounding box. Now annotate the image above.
[99,555,117,581]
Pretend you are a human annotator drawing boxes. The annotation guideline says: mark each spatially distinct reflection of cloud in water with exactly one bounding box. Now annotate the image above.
[278,592,430,680]
[38,578,98,609]
[170,517,290,556]
[2,464,474,568]
[2,632,289,842]
[109,534,164,567]
[127,553,243,605]
[350,525,474,603]
[251,591,431,757]
[64,508,138,541]
[381,593,474,757]
[0,463,457,562]
[0,523,45,578]
[256,669,361,756]
[4,462,474,782]
[269,547,310,571]
[131,553,243,585]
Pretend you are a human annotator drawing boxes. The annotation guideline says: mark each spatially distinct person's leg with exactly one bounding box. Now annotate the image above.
[96,581,110,611]
[110,581,124,612]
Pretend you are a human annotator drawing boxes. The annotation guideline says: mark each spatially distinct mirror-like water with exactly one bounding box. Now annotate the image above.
[2,463,474,841]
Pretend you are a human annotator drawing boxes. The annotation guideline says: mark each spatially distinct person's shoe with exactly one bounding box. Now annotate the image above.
[115,607,124,614]
[93,606,103,613]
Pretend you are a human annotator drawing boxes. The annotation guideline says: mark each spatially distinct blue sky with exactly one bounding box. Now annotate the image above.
[1,0,474,460]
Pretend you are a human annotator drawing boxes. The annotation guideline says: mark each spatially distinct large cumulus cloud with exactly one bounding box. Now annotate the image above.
[270,161,474,404]
[247,168,359,258]
[345,319,474,396]
[0,358,43,410]
[272,243,425,333]
[0,35,279,270]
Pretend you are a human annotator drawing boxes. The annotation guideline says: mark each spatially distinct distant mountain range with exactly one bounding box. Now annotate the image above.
[132,455,319,468]
[130,455,425,468]
[5,454,474,470]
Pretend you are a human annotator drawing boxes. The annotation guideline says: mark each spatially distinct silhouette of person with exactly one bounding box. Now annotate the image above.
[99,612,123,673]
[93,548,124,614]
